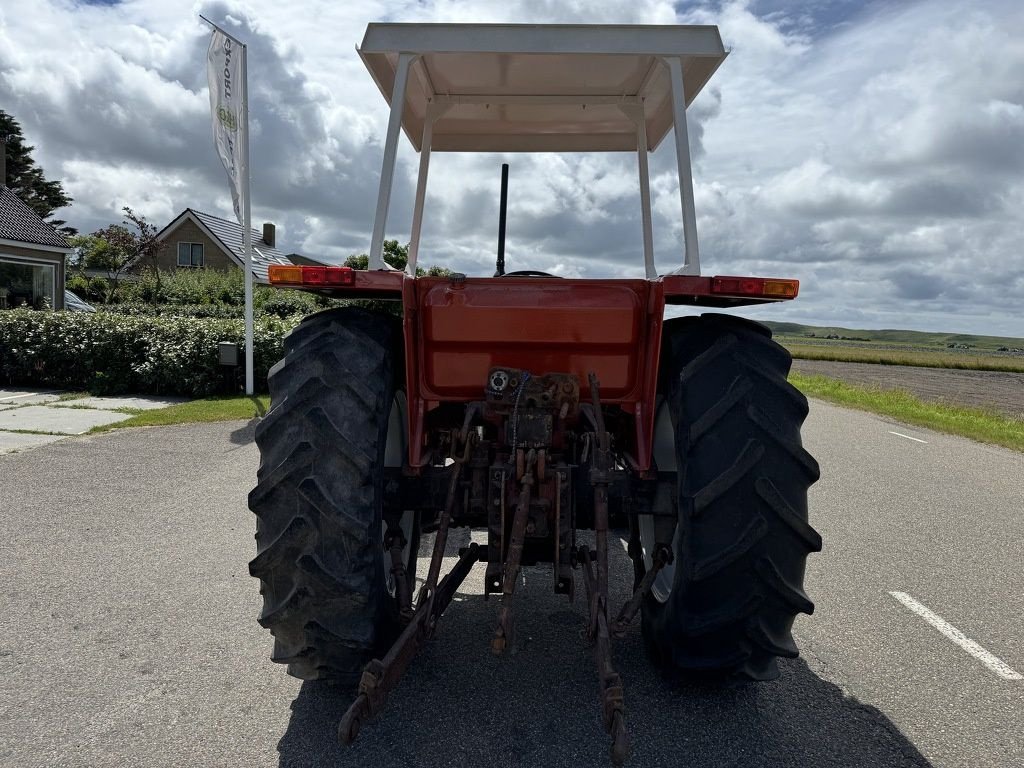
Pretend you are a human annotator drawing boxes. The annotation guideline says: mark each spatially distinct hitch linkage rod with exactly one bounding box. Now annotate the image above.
[340,438,476,746]
[492,448,537,654]
[338,543,481,745]
[579,545,629,766]
[582,373,630,766]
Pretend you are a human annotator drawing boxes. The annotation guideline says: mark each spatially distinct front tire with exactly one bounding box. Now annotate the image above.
[641,313,822,681]
[248,307,415,681]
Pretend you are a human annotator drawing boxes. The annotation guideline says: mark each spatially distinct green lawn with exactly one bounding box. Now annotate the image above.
[789,372,1024,452]
[89,395,270,432]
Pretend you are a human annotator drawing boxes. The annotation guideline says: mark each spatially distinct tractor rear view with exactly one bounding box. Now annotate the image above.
[249,23,820,764]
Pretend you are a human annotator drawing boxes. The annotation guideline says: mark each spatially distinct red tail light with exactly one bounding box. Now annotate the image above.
[301,266,327,284]
[269,265,356,287]
[710,276,799,299]
[325,267,356,285]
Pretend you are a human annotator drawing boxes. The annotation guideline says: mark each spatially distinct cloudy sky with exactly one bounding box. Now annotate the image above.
[1,0,1022,335]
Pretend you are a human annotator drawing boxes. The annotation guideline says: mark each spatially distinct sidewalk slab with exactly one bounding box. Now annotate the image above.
[0,431,65,454]
[0,405,130,434]
[50,396,188,412]
[0,390,61,408]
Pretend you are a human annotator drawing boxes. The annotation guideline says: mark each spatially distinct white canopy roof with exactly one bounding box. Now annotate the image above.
[357,24,728,153]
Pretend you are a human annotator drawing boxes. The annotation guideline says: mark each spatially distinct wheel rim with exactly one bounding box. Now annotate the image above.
[639,515,677,603]
[641,398,678,603]
[384,511,415,597]
[383,392,415,597]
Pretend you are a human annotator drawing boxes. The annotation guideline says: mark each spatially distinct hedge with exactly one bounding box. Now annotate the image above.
[0,309,300,397]
[67,269,343,318]
[98,303,245,319]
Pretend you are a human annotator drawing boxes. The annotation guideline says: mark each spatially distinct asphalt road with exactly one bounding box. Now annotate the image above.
[1,401,1020,767]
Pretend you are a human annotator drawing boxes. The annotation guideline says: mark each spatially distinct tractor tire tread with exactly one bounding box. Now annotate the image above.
[249,307,401,682]
[691,514,769,582]
[689,375,754,444]
[642,313,820,682]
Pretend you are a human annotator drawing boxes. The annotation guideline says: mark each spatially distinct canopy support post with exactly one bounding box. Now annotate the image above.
[370,52,417,271]
[664,56,700,276]
[620,103,656,280]
[408,101,448,276]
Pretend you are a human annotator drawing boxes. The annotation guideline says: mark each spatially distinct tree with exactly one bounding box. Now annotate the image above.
[341,240,450,317]
[344,240,450,276]
[69,207,166,303]
[344,240,408,271]
[0,111,74,233]
[122,206,167,298]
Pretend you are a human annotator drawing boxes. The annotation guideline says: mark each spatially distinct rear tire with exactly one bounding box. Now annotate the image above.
[641,313,822,681]
[248,307,415,681]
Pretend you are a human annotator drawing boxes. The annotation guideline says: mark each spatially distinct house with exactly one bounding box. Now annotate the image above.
[150,208,295,282]
[0,185,72,310]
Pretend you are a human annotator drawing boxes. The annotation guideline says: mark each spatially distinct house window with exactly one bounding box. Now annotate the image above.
[0,256,56,310]
[177,242,205,267]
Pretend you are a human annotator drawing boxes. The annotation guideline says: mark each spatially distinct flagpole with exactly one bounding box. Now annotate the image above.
[201,14,253,395]
[240,41,254,396]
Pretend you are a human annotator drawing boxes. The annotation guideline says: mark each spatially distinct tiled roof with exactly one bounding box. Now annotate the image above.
[187,209,292,282]
[0,186,71,249]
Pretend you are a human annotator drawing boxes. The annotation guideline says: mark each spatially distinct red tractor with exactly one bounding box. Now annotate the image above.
[250,23,820,764]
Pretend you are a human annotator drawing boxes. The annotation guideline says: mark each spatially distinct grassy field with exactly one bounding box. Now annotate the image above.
[790,372,1024,452]
[762,321,1024,373]
[763,321,1024,349]
[779,342,1024,373]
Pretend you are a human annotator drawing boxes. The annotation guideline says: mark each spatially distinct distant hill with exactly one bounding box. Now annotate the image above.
[762,322,1024,351]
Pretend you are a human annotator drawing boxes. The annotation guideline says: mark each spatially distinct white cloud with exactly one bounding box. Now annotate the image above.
[0,0,1021,335]
[761,159,889,215]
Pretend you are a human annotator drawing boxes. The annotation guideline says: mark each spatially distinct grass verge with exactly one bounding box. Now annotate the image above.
[90,395,270,433]
[790,372,1024,452]
[56,392,91,402]
[781,342,1024,373]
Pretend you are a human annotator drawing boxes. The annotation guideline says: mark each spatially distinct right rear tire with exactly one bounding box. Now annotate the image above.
[640,313,822,681]
[248,307,415,682]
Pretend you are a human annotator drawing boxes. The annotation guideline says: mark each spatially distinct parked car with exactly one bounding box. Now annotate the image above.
[64,290,95,313]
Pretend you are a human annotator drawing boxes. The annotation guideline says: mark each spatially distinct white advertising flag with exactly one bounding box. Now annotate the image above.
[207,29,245,224]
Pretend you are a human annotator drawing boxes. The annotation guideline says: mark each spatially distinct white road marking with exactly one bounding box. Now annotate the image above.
[0,392,49,402]
[888,431,928,444]
[889,591,1023,681]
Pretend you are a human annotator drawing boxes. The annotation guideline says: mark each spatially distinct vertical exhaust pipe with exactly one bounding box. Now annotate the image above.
[495,163,508,277]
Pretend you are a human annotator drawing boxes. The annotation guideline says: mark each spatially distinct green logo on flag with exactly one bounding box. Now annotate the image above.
[217,106,238,131]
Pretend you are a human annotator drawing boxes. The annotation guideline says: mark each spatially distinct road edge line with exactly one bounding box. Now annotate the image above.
[889,591,1022,681]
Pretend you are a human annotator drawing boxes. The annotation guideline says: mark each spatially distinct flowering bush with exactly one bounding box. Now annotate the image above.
[0,309,299,396]
[99,303,245,319]
[96,290,337,319]
[68,268,345,317]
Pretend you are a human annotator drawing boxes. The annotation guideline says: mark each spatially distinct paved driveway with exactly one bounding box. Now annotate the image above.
[0,389,185,454]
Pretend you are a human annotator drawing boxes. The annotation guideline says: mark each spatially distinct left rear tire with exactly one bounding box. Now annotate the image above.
[248,307,416,681]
